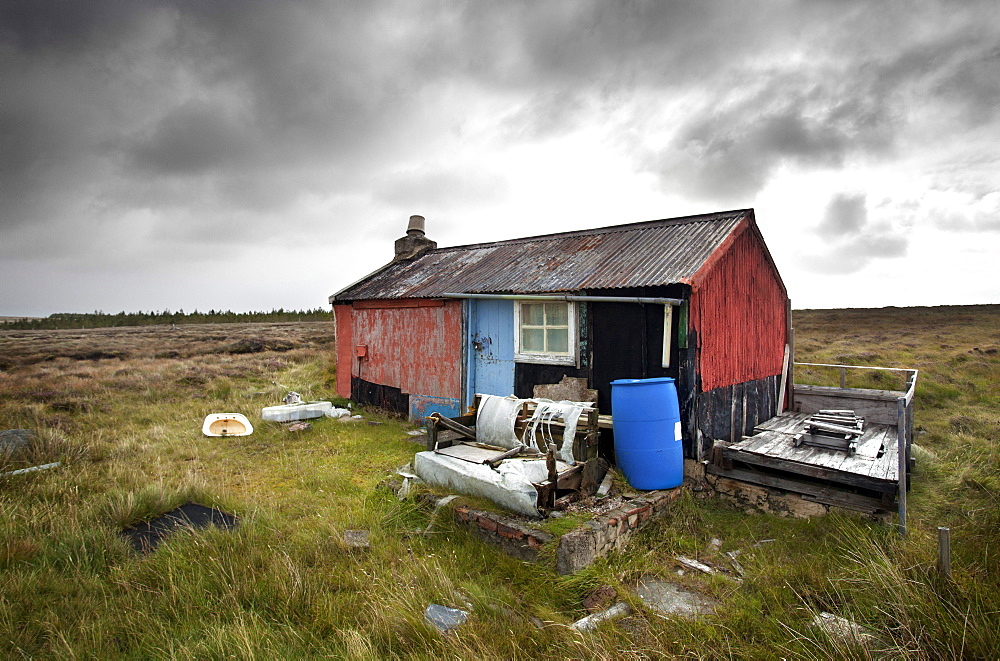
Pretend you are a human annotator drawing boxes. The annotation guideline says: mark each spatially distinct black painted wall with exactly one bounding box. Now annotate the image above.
[352,376,409,416]
[695,374,782,457]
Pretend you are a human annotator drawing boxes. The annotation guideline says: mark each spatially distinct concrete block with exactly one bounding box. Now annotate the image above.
[557,529,597,575]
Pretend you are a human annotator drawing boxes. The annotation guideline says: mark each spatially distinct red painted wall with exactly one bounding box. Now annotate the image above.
[690,221,787,391]
[334,299,463,402]
[333,303,354,399]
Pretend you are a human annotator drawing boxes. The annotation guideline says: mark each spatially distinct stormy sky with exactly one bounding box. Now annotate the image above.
[2,0,998,316]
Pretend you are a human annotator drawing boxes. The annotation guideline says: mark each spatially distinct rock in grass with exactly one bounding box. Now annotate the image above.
[813,611,876,642]
[583,586,619,613]
[636,576,716,617]
[424,603,469,633]
[342,530,370,548]
[0,429,34,458]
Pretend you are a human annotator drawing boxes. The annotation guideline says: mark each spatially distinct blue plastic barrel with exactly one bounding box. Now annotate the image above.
[611,377,683,490]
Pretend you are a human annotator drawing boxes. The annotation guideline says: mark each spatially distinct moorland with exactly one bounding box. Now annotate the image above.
[0,307,997,658]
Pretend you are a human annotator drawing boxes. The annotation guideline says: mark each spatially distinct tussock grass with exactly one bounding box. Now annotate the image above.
[1,310,998,657]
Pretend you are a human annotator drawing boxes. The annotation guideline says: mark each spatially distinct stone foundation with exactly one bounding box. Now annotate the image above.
[453,506,553,562]
[452,487,683,574]
[556,489,683,574]
[684,459,831,518]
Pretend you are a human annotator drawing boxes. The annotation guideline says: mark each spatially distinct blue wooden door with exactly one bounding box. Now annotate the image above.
[467,299,515,404]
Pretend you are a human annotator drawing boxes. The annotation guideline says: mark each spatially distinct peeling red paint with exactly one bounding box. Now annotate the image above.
[691,222,788,391]
[333,303,353,399]
[335,299,462,403]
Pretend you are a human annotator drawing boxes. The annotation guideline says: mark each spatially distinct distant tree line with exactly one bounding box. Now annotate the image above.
[4,308,332,330]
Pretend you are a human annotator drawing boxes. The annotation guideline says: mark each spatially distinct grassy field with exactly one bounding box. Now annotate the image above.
[0,308,997,658]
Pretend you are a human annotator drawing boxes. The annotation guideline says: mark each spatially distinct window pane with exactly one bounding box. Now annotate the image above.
[545,302,568,326]
[522,328,544,352]
[522,303,544,326]
[547,328,568,353]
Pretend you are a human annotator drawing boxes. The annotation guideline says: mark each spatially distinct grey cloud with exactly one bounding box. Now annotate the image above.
[128,102,255,175]
[802,194,909,274]
[818,193,867,238]
[374,167,510,210]
[928,202,1000,233]
[801,230,909,275]
[1,0,998,312]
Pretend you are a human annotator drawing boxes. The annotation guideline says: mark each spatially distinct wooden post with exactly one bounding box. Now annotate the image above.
[546,443,558,508]
[839,367,846,389]
[897,396,907,536]
[778,344,790,413]
[677,300,689,349]
[937,526,951,577]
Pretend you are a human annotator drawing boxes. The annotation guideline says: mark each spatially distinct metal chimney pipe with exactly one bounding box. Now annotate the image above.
[407,215,426,236]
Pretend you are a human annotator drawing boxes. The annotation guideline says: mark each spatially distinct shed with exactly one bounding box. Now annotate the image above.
[330,209,790,461]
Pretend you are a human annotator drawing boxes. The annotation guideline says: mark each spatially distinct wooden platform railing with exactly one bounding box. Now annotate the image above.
[897,371,918,535]
[794,362,918,534]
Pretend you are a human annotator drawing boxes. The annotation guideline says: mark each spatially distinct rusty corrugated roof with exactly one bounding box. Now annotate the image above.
[333,209,750,301]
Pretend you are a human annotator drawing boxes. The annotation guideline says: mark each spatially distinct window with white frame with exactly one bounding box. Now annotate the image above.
[514,300,577,365]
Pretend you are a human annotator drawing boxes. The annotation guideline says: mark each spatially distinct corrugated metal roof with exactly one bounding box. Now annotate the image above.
[333,209,750,301]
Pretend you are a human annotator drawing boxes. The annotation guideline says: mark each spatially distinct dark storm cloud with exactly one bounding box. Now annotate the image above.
[129,102,254,175]
[2,0,998,313]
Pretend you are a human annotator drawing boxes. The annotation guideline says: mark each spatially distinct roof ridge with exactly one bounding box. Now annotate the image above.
[429,209,751,253]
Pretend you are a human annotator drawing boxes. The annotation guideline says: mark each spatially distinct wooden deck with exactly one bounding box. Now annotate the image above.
[709,411,902,512]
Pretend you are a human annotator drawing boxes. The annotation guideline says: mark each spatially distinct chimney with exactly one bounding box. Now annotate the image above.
[394,214,437,261]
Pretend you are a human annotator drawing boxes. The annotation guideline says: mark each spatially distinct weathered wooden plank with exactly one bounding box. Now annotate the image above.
[870,440,899,482]
[731,433,772,453]
[794,384,905,401]
[735,430,791,455]
[804,444,852,472]
[793,385,904,425]
[801,491,885,513]
[721,446,897,492]
[755,412,810,434]
[836,453,879,477]
[854,426,891,460]
[705,465,887,513]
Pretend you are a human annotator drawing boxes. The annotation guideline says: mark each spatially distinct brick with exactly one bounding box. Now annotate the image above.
[639,508,652,521]
[454,506,470,521]
[496,523,525,540]
[607,517,618,526]
[478,515,498,532]
[628,514,639,527]
[526,535,545,549]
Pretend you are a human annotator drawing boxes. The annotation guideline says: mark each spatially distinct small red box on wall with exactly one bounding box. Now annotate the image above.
[355,345,368,358]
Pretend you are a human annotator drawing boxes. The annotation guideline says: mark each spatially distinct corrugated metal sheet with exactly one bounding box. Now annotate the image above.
[340,299,463,411]
[691,224,788,390]
[334,210,749,301]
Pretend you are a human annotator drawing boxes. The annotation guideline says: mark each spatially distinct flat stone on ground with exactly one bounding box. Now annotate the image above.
[424,603,468,633]
[636,575,716,617]
[343,530,370,547]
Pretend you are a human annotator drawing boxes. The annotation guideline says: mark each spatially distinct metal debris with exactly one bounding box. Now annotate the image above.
[570,602,631,632]
[1,461,61,477]
[676,556,715,574]
[726,550,746,576]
